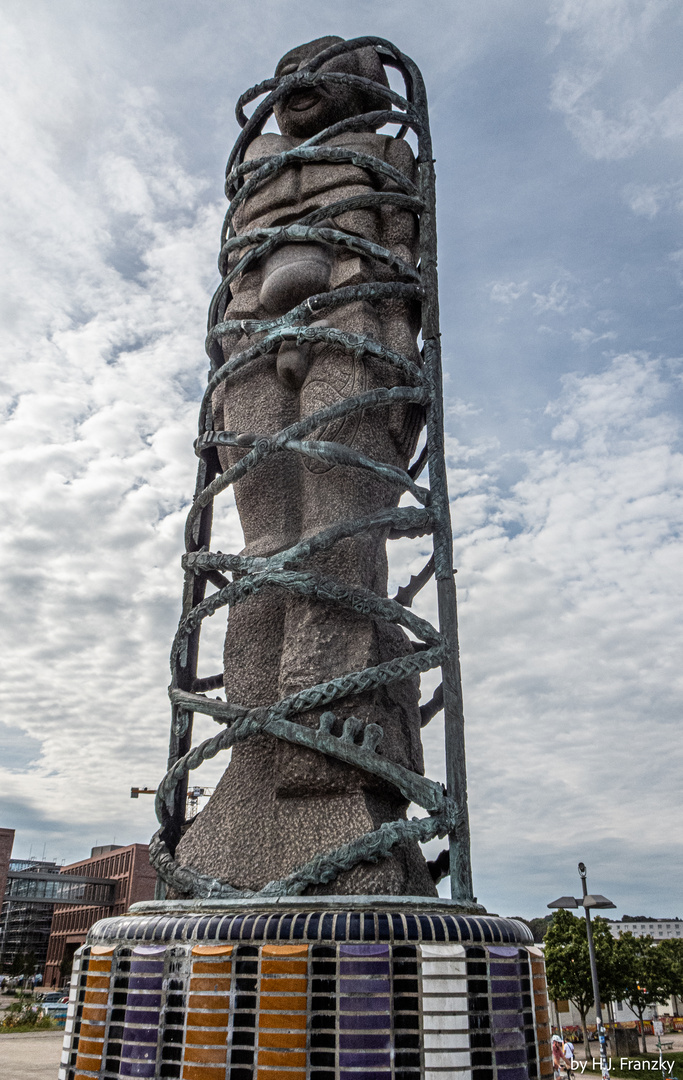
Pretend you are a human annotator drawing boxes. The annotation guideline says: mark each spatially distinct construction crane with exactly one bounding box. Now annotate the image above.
[130,786,214,819]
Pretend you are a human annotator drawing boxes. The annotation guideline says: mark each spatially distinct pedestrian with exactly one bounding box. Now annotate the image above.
[564,1036,576,1069]
[552,1035,565,1079]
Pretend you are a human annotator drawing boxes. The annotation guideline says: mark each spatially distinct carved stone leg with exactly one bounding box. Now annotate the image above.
[272,301,435,896]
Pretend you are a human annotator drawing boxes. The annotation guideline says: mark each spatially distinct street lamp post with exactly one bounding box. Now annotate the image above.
[548,862,616,1080]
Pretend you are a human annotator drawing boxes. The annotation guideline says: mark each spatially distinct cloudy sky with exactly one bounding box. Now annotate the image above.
[1,0,681,920]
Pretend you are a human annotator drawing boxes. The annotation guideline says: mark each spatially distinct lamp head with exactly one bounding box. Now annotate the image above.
[583,894,616,909]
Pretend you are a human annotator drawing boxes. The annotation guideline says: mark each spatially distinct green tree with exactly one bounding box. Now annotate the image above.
[529,915,554,943]
[657,938,683,1006]
[59,953,73,985]
[10,952,25,977]
[613,933,672,1054]
[545,909,617,1048]
[508,915,553,943]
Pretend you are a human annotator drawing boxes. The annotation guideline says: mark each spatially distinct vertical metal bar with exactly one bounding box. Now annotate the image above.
[416,74,474,903]
[437,578,473,903]
[161,447,220,878]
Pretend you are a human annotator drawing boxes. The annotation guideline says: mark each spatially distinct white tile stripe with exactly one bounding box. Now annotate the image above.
[420,943,472,1079]
[59,944,87,1079]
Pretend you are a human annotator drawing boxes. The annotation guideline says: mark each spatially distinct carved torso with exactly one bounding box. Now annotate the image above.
[224,131,419,320]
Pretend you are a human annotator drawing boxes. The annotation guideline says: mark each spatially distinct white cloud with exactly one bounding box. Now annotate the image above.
[431,353,683,906]
[571,327,618,347]
[547,0,671,62]
[489,279,529,305]
[622,181,683,218]
[532,275,584,315]
[0,0,680,920]
[667,248,683,290]
[0,13,226,859]
[547,0,683,159]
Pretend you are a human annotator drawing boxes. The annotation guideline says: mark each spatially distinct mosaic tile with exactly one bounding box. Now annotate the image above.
[348,913,361,940]
[62,909,551,1079]
[71,947,113,1079]
[393,944,421,1080]
[59,946,84,1071]
[418,915,433,941]
[254,943,309,1080]
[319,915,337,941]
[263,915,280,940]
[404,914,419,939]
[291,913,307,940]
[338,943,391,1078]
[333,914,348,941]
[420,943,470,1078]
[228,916,243,941]
[391,913,406,940]
[180,944,233,1080]
[118,946,166,1078]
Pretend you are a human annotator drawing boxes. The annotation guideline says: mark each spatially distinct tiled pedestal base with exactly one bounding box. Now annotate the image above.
[59,897,552,1080]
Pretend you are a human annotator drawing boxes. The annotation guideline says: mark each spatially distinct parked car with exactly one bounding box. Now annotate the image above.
[40,1000,69,1028]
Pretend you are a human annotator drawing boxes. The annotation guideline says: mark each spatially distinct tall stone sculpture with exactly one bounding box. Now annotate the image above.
[146,32,476,906]
[171,35,436,898]
[59,38,553,1080]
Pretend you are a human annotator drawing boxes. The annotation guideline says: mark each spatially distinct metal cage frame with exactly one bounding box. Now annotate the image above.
[150,36,477,908]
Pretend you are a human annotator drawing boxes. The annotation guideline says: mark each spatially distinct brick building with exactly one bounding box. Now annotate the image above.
[0,828,14,903]
[1,829,62,975]
[44,843,155,986]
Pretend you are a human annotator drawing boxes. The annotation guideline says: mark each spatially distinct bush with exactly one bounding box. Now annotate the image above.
[0,1002,57,1031]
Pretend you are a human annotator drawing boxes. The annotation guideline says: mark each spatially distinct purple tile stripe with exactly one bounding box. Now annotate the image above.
[119,946,166,1078]
[338,943,391,1078]
[487,948,529,1079]
[339,995,390,1012]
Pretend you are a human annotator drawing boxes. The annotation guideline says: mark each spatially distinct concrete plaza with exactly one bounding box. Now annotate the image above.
[0,1029,62,1079]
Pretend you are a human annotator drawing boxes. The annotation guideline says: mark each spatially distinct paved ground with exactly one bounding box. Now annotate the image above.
[3,1029,680,1080]
[0,1030,63,1080]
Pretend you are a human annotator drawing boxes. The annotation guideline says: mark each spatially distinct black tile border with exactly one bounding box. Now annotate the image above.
[88,910,532,948]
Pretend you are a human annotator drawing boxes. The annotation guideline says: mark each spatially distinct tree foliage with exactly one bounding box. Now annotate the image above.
[544,910,617,1046]
[544,914,683,1055]
[508,915,553,943]
[529,915,554,943]
[657,939,683,999]
[613,933,676,1053]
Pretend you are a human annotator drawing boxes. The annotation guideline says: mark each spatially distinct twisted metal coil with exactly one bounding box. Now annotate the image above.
[151,37,475,904]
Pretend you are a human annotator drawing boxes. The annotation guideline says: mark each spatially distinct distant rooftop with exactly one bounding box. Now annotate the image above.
[614,915,681,922]
[8,857,59,873]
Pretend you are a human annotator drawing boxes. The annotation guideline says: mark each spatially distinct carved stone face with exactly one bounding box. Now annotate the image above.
[273,36,390,138]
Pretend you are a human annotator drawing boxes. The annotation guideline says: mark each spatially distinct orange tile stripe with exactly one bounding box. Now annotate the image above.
[529,952,553,1079]
[256,944,309,1080]
[73,946,115,1079]
[180,944,234,1080]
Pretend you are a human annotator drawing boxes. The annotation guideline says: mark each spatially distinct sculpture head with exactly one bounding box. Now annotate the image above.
[273,36,390,138]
